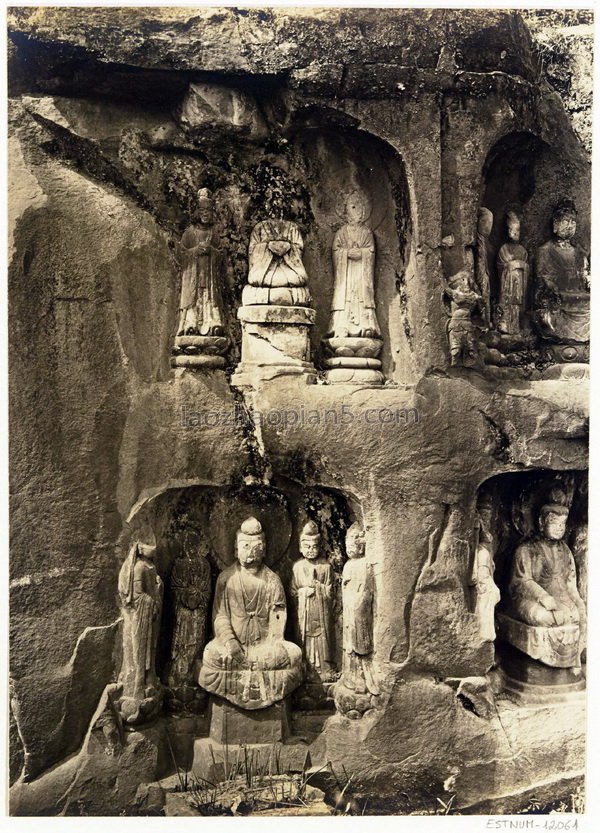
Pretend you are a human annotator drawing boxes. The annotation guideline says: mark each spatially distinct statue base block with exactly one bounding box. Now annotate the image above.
[324,366,384,385]
[497,642,585,704]
[232,305,317,386]
[208,696,290,744]
[191,737,310,785]
[496,612,580,668]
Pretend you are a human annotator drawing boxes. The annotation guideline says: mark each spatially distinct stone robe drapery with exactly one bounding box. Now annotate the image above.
[341,557,378,695]
[470,542,500,643]
[535,241,589,342]
[247,220,308,288]
[328,223,380,337]
[198,562,302,709]
[118,552,163,710]
[178,224,224,335]
[496,242,529,334]
[167,555,211,690]
[290,557,334,677]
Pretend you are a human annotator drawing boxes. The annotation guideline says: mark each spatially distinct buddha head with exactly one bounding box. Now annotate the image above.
[538,487,569,542]
[477,207,493,237]
[344,190,370,225]
[346,522,366,560]
[300,520,320,560]
[506,209,521,242]
[137,542,156,561]
[236,516,265,572]
[197,188,215,225]
[552,199,577,242]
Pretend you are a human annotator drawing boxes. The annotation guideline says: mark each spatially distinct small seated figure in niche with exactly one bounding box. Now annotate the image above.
[327,190,381,340]
[334,523,379,718]
[290,521,336,683]
[534,199,590,350]
[500,487,586,670]
[177,188,226,337]
[198,517,303,709]
[496,209,529,336]
[243,218,312,307]
[117,542,164,725]
[470,495,500,643]
[443,268,483,367]
[166,534,212,713]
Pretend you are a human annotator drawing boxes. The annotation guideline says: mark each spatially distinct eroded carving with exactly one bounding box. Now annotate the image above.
[166,532,212,713]
[334,523,379,718]
[444,267,483,367]
[172,188,229,368]
[117,543,164,725]
[534,199,590,363]
[243,219,311,307]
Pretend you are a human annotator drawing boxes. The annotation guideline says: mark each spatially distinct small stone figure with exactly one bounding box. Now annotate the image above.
[498,487,586,669]
[334,524,379,718]
[172,188,229,368]
[290,521,335,683]
[496,210,529,335]
[327,190,381,339]
[198,517,303,709]
[444,268,483,367]
[243,219,311,307]
[166,534,212,712]
[321,190,383,384]
[475,207,493,328]
[470,496,500,643]
[534,199,590,354]
[117,542,164,725]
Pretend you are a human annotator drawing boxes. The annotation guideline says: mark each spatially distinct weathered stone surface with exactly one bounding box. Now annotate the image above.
[8,6,589,817]
[10,685,167,816]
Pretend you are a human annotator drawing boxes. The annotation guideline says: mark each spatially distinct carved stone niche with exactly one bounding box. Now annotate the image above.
[120,480,373,779]
[476,470,587,704]
[477,131,590,379]
[289,121,413,385]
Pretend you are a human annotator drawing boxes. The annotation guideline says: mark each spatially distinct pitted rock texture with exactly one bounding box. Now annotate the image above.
[8,7,589,814]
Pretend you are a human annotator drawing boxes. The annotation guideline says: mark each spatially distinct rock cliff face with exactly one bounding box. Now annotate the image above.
[8,8,589,815]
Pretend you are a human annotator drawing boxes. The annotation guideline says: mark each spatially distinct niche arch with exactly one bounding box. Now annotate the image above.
[124,477,365,711]
[286,112,414,382]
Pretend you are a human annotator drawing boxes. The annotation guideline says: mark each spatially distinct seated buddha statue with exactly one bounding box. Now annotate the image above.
[534,199,590,348]
[500,487,586,669]
[198,516,303,709]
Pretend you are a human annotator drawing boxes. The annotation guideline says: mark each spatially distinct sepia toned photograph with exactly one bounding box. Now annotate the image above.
[6,2,593,818]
